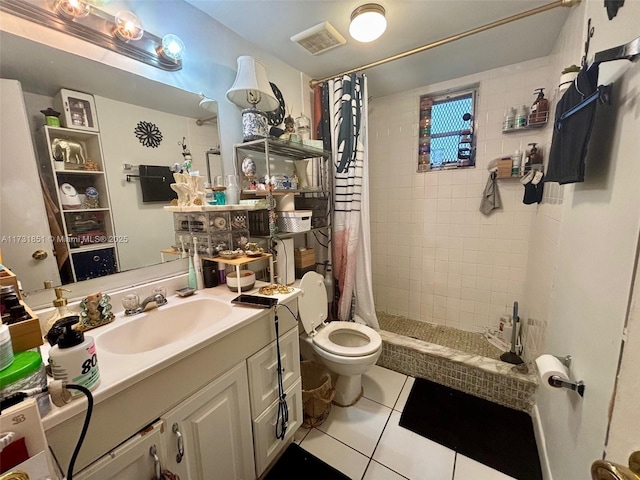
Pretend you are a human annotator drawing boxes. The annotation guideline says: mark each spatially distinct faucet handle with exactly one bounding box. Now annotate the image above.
[152,285,167,298]
[122,293,140,314]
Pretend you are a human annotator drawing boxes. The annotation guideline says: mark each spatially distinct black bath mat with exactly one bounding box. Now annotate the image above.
[264,443,350,480]
[399,378,542,480]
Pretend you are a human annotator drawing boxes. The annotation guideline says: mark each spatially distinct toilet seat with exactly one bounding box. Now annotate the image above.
[299,272,382,358]
[312,322,382,357]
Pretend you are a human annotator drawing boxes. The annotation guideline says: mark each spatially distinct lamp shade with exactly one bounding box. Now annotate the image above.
[226,56,279,111]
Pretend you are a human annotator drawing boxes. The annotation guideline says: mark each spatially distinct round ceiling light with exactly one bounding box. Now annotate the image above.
[349,3,387,43]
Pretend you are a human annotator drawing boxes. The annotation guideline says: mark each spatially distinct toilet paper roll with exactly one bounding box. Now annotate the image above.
[535,354,569,390]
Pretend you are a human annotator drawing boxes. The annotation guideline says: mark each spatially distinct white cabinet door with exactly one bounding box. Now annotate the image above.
[74,421,165,480]
[252,378,303,477]
[247,326,301,417]
[161,361,255,480]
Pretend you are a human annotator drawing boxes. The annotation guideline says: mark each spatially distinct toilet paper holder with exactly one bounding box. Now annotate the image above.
[548,354,585,397]
[548,375,585,397]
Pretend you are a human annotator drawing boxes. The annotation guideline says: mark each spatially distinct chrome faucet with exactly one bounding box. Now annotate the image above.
[124,293,167,315]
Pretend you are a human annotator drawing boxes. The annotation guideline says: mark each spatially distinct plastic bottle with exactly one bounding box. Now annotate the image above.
[527,143,543,166]
[204,182,215,205]
[503,107,515,130]
[530,88,549,124]
[0,323,14,371]
[516,105,528,128]
[226,175,240,205]
[48,316,100,397]
[192,237,204,290]
[511,149,522,176]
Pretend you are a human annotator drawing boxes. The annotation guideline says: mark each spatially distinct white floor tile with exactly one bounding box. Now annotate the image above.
[316,396,392,456]
[454,454,516,480]
[393,376,415,412]
[362,365,408,408]
[372,411,455,480]
[299,428,370,480]
[363,460,409,480]
[293,426,310,444]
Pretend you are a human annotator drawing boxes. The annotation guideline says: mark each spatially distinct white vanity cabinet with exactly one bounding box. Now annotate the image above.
[74,421,165,480]
[161,362,254,480]
[247,319,303,477]
[47,298,302,480]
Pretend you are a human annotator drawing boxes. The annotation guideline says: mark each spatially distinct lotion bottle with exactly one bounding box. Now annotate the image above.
[48,316,100,397]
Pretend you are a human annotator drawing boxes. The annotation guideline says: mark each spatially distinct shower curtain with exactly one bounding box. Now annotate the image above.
[324,74,379,329]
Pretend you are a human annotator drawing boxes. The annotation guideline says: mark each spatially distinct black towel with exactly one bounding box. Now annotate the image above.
[139,165,176,203]
[545,65,600,184]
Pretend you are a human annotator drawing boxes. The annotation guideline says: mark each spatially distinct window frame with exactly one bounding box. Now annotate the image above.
[417,86,478,172]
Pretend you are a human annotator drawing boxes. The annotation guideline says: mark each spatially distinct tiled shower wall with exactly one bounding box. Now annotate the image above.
[369,57,554,335]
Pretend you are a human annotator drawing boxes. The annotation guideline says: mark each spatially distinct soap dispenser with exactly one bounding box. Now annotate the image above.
[43,281,74,338]
[530,88,549,124]
[48,316,100,397]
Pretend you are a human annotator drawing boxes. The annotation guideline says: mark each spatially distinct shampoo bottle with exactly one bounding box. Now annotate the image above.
[48,316,100,397]
[516,105,528,128]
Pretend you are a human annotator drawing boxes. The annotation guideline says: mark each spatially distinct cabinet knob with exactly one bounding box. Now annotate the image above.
[32,250,48,260]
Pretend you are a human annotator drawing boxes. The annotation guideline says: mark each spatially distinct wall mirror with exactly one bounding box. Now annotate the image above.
[0,31,222,295]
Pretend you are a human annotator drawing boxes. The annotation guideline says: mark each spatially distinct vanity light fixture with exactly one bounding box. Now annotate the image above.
[113,10,144,41]
[0,0,184,71]
[349,3,387,43]
[226,56,279,141]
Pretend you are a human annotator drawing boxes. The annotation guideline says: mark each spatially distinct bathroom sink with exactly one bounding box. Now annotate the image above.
[97,297,232,355]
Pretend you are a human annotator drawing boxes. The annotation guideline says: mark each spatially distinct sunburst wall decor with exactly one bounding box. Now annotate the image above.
[134,120,163,148]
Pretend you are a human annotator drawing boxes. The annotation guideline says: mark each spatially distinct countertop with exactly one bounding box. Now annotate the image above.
[40,282,300,431]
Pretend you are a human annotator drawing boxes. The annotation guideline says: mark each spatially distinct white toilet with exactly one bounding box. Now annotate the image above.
[298,272,382,406]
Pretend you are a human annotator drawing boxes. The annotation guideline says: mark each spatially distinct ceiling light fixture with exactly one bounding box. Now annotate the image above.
[0,0,184,71]
[349,3,387,43]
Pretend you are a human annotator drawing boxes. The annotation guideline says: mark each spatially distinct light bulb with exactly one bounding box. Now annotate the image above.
[349,4,387,43]
[114,10,144,41]
[55,0,90,19]
[158,34,185,62]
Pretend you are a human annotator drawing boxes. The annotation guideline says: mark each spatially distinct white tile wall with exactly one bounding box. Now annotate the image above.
[370,57,553,334]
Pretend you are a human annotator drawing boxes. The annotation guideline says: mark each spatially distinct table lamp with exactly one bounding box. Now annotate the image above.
[226,56,279,141]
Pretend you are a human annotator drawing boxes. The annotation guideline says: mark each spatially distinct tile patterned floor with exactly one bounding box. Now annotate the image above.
[293,365,517,480]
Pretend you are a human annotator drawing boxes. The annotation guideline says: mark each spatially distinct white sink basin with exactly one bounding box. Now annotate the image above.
[97,297,232,355]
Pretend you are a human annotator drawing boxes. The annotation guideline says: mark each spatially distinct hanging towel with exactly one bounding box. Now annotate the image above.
[480,171,502,215]
[139,165,176,203]
[545,65,599,184]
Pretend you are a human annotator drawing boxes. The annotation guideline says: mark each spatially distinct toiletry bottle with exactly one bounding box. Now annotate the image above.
[204,182,215,205]
[530,88,549,124]
[516,105,528,128]
[193,237,204,290]
[226,175,240,205]
[48,316,100,397]
[527,143,543,167]
[503,107,516,130]
[43,282,74,338]
[511,149,522,176]
[0,323,14,371]
[188,254,197,289]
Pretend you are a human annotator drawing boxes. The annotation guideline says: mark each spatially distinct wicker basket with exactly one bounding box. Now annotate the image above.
[300,361,335,428]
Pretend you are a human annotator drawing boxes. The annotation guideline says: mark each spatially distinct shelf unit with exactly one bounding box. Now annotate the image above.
[234,138,332,284]
[38,125,119,283]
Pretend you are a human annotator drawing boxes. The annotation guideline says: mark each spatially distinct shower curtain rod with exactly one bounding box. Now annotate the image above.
[309,0,580,87]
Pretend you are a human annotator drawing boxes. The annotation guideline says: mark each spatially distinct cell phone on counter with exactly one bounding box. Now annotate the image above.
[231,294,278,309]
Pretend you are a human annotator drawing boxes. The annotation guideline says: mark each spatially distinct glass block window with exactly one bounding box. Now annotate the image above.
[417,87,477,172]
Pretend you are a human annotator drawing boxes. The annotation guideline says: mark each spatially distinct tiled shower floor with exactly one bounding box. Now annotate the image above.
[378,312,503,360]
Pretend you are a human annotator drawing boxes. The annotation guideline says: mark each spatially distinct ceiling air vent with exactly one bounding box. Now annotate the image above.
[290,21,346,56]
